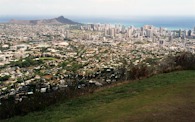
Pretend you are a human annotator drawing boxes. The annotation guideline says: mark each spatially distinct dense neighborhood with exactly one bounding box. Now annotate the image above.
[0,23,195,106]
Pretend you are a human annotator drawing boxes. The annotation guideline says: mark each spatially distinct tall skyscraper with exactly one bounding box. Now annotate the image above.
[182,33,186,40]
[140,27,145,36]
[121,25,126,33]
[178,29,182,37]
[109,28,115,38]
[169,36,173,42]
[188,30,192,36]
[111,28,115,37]
[146,29,153,38]
[104,29,108,36]
[127,28,132,38]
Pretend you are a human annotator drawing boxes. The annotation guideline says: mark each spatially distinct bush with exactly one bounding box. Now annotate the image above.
[158,56,177,73]
[175,52,195,70]
[0,75,10,81]
[129,64,152,80]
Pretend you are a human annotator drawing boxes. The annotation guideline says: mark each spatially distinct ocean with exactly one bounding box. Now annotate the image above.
[0,16,195,30]
[75,16,195,30]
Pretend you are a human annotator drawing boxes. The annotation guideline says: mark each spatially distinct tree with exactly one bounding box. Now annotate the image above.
[0,75,10,81]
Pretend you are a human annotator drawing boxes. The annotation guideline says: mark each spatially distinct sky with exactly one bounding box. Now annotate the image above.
[0,0,195,18]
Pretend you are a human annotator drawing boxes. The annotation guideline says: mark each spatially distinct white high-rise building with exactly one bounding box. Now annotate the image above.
[104,29,108,36]
[127,28,132,38]
[146,29,153,38]
[121,25,126,33]
[140,27,145,36]
[66,30,70,38]
[109,28,115,38]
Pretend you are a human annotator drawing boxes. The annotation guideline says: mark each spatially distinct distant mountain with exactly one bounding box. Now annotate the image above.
[9,16,81,25]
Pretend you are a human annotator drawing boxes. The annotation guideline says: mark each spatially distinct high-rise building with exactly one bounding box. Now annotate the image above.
[141,27,144,31]
[183,30,187,36]
[111,28,115,37]
[144,25,150,29]
[178,29,182,37]
[127,28,132,38]
[159,40,164,46]
[182,33,186,40]
[121,25,126,33]
[109,28,115,38]
[91,24,95,31]
[169,36,173,42]
[104,29,108,36]
[188,30,192,36]
[140,27,145,36]
[159,27,164,34]
[66,30,70,38]
[146,29,153,38]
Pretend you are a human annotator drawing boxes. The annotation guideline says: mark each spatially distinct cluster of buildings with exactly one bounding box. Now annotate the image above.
[0,23,195,104]
[81,24,195,41]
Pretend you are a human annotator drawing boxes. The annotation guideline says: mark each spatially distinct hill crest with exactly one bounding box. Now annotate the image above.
[9,16,80,25]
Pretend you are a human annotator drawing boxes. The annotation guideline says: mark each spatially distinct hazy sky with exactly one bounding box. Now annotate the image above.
[0,0,195,17]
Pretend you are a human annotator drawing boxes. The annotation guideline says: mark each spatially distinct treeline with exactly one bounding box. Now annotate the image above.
[0,88,94,119]
[158,52,195,73]
[1,52,195,120]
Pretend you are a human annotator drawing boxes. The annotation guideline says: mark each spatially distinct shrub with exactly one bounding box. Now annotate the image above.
[0,75,10,81]
[175,52,195,70]
[129,64,152,80]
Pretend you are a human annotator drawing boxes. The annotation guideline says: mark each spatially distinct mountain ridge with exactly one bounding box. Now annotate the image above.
[9,16,80,25]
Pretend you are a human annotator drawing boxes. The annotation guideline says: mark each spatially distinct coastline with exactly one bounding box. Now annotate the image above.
[0,16,195,30]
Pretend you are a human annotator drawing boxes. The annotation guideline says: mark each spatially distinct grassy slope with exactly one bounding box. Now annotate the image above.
[4,70,195,122]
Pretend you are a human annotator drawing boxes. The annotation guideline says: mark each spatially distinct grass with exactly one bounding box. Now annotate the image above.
[3,70,195,122]
[39,57,57,61]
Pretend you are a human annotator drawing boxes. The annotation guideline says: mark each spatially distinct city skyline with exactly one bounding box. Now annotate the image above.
[0,0,195,17]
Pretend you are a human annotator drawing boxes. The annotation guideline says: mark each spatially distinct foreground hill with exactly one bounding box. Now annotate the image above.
[9,16,80,25]
[3,70,195,122]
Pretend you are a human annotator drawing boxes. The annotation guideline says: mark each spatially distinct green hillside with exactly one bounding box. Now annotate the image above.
[3,70,195,122]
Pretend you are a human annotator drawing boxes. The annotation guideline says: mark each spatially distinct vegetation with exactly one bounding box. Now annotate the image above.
[134,41,144,44]
[40,47,48,53]
[10,58,44,68]
[129,64,152,79]
[0,75,10,82]
[158,51,195,73]
[39,57,57,61]
[64,38,72,41]
[1,52,195,120]
[175,52,195,70]
[16,77,23,83]
[61,61,84,73]
[2,70,195,122]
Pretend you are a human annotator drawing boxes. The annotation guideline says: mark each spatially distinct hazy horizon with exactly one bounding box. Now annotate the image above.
[1,15,195,22]
[0,0,195,17]
[0,0,194,30]
[0,15,195,30]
